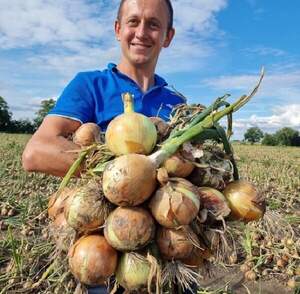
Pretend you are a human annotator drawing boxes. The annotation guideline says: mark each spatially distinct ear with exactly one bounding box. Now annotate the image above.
[114,20,121,41]
[163,28,175,48]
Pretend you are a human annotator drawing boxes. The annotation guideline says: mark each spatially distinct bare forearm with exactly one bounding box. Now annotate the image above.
[22,134,81,177]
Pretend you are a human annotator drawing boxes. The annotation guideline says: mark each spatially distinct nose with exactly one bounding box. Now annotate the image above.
[135,21,147,39]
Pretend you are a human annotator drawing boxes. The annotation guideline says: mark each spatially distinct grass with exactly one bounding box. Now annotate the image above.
[0,133,299,293]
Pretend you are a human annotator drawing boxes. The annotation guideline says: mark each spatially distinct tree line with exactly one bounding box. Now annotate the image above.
[244,126,300,146]
[1,95,299,146]
[0,96,55,134]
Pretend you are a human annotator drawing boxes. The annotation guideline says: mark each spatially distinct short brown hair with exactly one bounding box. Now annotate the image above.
[117,0,174,31]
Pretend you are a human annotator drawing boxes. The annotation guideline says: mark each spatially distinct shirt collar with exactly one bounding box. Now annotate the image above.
[107,63,168,88]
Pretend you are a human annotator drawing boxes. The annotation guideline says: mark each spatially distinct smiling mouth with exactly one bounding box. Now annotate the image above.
[131,43,151,48]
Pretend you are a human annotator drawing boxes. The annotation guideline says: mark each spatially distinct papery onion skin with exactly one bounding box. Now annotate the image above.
[68,235,118,286]
[48,187,72,220]
[65,182,113,232]
[149,178,200,228]
[223,180,266,222]
[103,154,157,206]
[163,152,194,178]
[104,207,156,251]
[73,122,101,146]
[116,252,151,291]
[156,226,196,260]
[198,187,231,220]
[49,212,75,252]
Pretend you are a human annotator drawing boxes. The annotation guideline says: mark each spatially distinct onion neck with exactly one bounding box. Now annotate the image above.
[122,93,134,113]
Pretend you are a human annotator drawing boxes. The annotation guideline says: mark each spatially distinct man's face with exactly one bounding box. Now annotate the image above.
[115,0,175,68]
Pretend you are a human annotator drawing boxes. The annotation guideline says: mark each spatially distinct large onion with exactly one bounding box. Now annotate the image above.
[105,93,157,155]
[48,187,73,220]
[116,252,151,291]
[103,154,157,206]
[68,235,117,286]
[223,180,266,222]
[104,207,155,251]
[156,226,197,260]
[65,181,113,232]
[73,122,101,146]
[149,178,200,228]
[198,187,231,221]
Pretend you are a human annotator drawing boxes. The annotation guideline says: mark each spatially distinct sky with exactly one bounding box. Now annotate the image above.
[0,0,299,139]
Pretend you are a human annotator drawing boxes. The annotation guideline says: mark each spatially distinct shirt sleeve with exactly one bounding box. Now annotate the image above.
[48,73,94,123]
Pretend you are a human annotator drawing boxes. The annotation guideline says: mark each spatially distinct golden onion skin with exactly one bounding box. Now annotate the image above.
[149,178,200,228]
[65,182,113,233]
[156,226,195,260]
[163,152,194,178]
[116,252,151,291]
[223,180,266,222]
[103,154,157,206]
[104,207,156,251]
[105,112,157,155]
[68,235,118,286]
[48,187,72,220]
[73,122,101,146]
[198,187,231,221]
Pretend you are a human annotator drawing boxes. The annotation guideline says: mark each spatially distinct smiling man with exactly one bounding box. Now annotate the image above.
[22,1,193,293]
[22,0,184,178]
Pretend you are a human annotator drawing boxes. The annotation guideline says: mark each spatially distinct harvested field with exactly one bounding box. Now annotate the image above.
[0,133,299,293]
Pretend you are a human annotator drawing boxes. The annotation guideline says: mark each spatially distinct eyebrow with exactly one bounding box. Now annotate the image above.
[126,15,162,25]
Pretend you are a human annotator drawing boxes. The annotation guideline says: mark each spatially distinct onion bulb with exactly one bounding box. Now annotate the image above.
[223,180,266,222]
[149,178,200,228]
[163,152,194,178]
[48,187,73,220]
[104,207,155,251]
[156,226,196,260]
[149,116,170,141]
[73,122,101,146]
[49,212,75,252]
[65,181,113,232]
[198,187,231,221]
[105,93,157,155]
[103,154,157,206]
[68,235,117,286]
[116,252,151,291]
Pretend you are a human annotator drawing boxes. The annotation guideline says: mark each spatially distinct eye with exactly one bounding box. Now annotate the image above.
[127,19,138,26]
[149,21,160,29]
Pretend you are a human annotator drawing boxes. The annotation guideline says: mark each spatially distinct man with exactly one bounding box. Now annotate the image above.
[22,0,183,177]
[22,0,196,293]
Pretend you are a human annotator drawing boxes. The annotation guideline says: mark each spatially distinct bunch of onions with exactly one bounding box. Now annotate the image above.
[105,93,157,155]
[102,84,259,208]
[48,187,73,220]
[163,151,194,178]
[49,212,75,252]
[116,252,151,291]
[104,207,156,251]
[198,187,231,221]
[65,181,113,232]
[156,226,197,260]
[149,178,200,228]
[103,154,157,206]
[68,235,118,285]
[73,122,101,146]
[223,180,266,222]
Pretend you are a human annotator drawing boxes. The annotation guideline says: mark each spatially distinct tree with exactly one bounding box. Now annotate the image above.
[244,127,264,144]
[33,98,56,129]
[274,127,299,146]
[262,133,277,146]
[0,96,12,131]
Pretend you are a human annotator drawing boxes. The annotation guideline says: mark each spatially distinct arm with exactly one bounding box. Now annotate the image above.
[22,116,82,177]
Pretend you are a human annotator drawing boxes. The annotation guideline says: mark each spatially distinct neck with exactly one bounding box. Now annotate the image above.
[117,60,156,92]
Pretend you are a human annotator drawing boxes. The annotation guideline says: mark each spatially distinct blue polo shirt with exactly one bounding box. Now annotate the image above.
[48,63,185,130]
